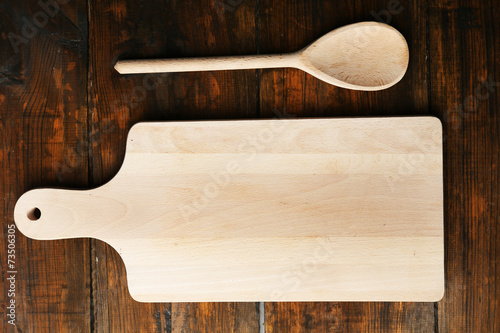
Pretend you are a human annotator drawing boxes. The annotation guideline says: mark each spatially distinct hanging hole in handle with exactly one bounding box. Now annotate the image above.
[27,208,41,221]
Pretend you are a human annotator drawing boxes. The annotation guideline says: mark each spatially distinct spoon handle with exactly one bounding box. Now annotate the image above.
[115,53,299,74]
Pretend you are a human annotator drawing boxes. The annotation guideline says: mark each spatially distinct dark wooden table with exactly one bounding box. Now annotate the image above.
[1,0,498,331]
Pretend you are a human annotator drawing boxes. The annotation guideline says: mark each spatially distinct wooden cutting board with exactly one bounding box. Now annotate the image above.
[14,117,444,302]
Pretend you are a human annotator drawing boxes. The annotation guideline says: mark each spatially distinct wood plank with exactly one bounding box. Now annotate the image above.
[429,0,500,331]
[258,0,437,331]
[171,302,259,332]
[87,0,260,330]
[266,302,435,332]
[0,0,90,331]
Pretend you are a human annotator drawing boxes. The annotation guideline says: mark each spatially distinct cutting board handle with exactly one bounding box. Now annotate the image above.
[14,188,125,241]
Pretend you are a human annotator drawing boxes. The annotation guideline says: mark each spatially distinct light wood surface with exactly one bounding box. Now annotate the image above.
[114,22,409,91]
[14,117,443,302]
[3,0,498,330]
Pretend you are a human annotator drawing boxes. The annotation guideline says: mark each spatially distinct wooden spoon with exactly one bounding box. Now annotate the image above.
[115,22,409,91]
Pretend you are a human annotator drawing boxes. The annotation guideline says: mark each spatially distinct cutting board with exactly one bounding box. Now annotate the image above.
[14,117,444,302]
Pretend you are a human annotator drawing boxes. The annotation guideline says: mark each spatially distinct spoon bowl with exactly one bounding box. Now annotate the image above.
[298,22,409,90]
[115,22,409,91]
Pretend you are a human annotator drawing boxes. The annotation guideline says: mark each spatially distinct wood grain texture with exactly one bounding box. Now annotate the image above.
[265,302,436,332]
[87,0,173,328]
[1,0,498,331]
[87,0,260,330]
[14,118,444,302]
[429,0,500,331]
[0,0,90,332]
[171,302,259,332]
[259,0,438,331]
